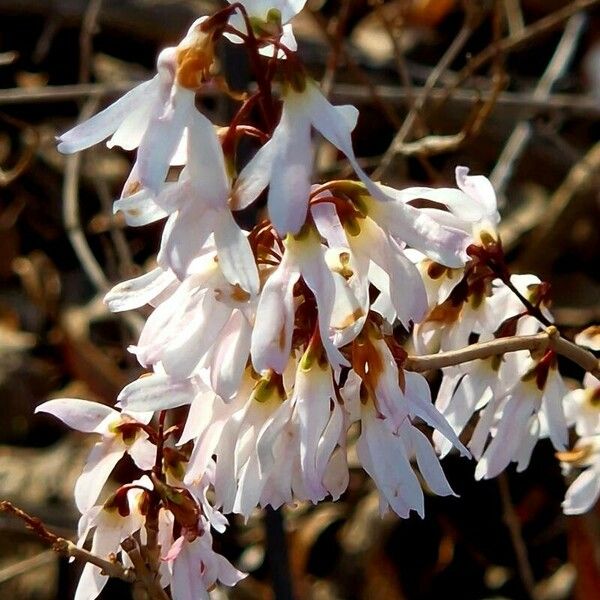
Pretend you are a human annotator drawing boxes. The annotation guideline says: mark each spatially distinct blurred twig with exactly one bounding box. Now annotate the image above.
[490,12,587,194]
[79,0,104,83]
[374,3,486,178]
[498,474,540,600]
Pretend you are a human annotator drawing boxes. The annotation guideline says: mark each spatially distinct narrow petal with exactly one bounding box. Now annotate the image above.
[75,439,124,512]
[117,373,196,411]
[214,209,259,295]
[563,466,600,515]
[104,268,177,313]
[35,399,116,433]
[57,79,157,153]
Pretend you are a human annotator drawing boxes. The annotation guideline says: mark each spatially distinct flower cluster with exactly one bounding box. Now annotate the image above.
[38,2,600,599]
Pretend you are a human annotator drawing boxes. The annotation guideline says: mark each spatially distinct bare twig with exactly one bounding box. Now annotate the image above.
[489,12,587,194]
[320,0,352,99]
[79,0,104,83]
[0,501,135,583]
[448,0,600,95]
[121,537,170,600]
[374,4,485,178]
[522,141,600,267]
[309,8,403,129]
[404,327,600,377]
[1,83,598,119]
[498,474,540,600]
[0,550,56,584]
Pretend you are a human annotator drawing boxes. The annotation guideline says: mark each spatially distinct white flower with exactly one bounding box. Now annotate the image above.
[165,519,246,600]
[74,478,150,600]
[564,373,600,437]
[35,399,155,512]
[234,80,469,267]
[561,436,600,515]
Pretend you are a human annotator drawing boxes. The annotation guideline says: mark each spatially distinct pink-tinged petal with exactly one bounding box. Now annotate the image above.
[135,87,195,194]
[293,235,349,369]
[359,410,423,518]
[128,436,156,471]
[311,200,349,248]
[117,373,195,412]
[296,366,334,500]
[178,386,218,445]
[214,210,259,294]
[57,79,157,153]
[75,438,124,512]
[384,184,483,222]
[305,83,358,157]
[385,240,428,327]
[267,100,313,235]
[404,372,470,457]
[515,418,540,473]
[104,268,177,313]
[210,311,252,400]
[475,396,535,480]
[163,535,186,562]
[256,400,294,477]
[106,83,159,150]
[160,294,232,379]
[455,166,500,224]
[35,399,116,433]
[157,208,217,278]
[171,544,208,600]
[367,194,470,268]
[409,426,456,497]
[187,111,229,206]
[215,553,246,586]
[113,189,168,226]
[251,258,300,374]
[74,561,109,600]
[232,136,277,211]
[563,466,600,515]
[541,370,569,450]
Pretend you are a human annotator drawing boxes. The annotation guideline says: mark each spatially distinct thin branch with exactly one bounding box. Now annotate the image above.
[498,474,540,600]
[446,0,600,97]
[0,550,56,584]
[0,501,135,583]
[404,327,600,378]
[373,4,485,179]
[489,12,587,193]
[79,0,103,84]
[1,83,598,119]
[121,537,170,600]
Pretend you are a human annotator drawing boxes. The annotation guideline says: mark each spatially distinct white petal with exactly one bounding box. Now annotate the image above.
[214,210,259,295]
[117,373,196,411]
[57,79,157,153]
[104,267,177,313]
[267,100,313,235]
[410,426,456,497]
[563,466,600,515]
[187,111,230,206]
[35,399,116,433]
[75,439,124,512]
[113,189,168,226]
[455,166,500,224]
[251,257,300,374]
[233,137,277,210]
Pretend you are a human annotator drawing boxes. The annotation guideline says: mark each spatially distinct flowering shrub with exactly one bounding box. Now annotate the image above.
[6,2,599,599]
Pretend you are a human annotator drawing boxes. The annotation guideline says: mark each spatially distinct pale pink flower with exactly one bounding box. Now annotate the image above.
[165,518,245,600]
[561,436,600,515]
[35,399,155,512]
[564,373,600,437]
[74,478,150,600]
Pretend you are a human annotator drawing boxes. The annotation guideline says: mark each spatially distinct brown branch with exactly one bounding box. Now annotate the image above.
[404,327,600,378]
[121,537,170,600]
[498,474,540,600]
[489,12,587,193]
[0,501,135,583]
[446,0,600,97]
[373,4,486,178]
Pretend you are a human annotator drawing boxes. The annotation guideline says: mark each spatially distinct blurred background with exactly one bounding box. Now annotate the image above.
[0,0,599,598]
